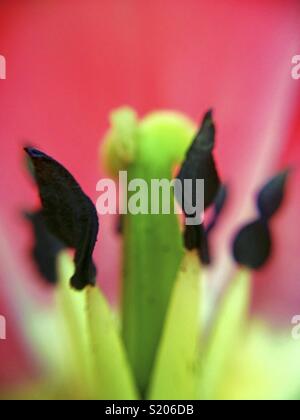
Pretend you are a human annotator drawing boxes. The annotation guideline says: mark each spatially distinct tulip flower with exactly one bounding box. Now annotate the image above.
[0,106,299,400]
[1,0,300,400]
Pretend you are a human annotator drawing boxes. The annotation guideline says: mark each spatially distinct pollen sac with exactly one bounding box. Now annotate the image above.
[24,210,65,285]
[184,224,203,250]
[176,111,221,262]
[257,170,290,221]
[24,147,99,290]
[233,170,290,269]
[176,110,221,213]
[184,225,211,265]
[233,220,271,269]
[197,226,211,265]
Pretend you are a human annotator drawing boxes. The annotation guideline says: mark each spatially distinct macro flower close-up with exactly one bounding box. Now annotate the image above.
[0,0,300,402]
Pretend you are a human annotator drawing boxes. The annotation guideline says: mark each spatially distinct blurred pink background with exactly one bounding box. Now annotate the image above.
[0,0,300,388]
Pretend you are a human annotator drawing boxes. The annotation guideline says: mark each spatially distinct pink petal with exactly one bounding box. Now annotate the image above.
[0,0,299,385]
[252,96,300,325]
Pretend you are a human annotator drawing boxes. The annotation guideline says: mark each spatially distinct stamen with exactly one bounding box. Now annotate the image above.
[176,110,221,262]
[24,210,65,284]
[233,220,271,269]
[257,170,290,221]
[233,170,290,269]
[176,109,220,211]
[24,148,99,290]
